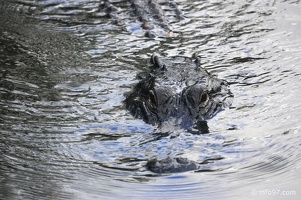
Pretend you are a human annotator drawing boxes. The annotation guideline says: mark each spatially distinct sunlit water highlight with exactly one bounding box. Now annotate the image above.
[0,0,301,199]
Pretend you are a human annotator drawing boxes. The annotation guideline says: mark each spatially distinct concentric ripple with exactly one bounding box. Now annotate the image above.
[1,0,301,200]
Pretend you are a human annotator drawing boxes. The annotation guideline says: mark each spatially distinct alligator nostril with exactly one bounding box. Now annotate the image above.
[153,56,160,66]
[151,53,166,70]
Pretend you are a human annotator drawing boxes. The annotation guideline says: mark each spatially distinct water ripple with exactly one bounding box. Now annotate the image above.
[1,0,301,199]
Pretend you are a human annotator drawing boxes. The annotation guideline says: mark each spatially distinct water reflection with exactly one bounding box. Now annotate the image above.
[1,0,301,199]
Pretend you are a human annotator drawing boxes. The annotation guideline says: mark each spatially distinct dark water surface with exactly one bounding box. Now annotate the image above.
[1,0,301,199]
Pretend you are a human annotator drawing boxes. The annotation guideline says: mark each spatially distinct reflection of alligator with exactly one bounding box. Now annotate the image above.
[103,0,184,38]
[125,53,232,134]
[146,157,199,173]
[146,156,224,173]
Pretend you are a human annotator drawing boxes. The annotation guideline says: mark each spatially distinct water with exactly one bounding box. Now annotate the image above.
[0,0,301,199]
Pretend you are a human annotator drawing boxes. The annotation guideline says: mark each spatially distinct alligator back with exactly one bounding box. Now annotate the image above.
[103,0,184,38]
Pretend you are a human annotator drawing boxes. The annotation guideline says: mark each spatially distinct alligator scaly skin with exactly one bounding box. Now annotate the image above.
[104,0,184,38]
[125,53,233,133]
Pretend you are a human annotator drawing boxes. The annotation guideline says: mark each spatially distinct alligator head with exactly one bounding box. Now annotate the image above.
[125,53,232,133]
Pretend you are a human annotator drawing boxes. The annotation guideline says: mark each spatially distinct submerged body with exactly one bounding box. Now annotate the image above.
[104,0,183,37]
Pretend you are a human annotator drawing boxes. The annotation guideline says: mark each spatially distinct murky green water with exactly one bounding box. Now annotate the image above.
[0,0,301,199]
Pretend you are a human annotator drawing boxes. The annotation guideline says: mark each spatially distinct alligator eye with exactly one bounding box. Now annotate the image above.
[148,89,157,108]
[199,92,209,108]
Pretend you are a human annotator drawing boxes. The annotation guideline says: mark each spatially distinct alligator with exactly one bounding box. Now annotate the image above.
[125,53,232,173]
[103,1,233,173]
[103,0,184,38]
